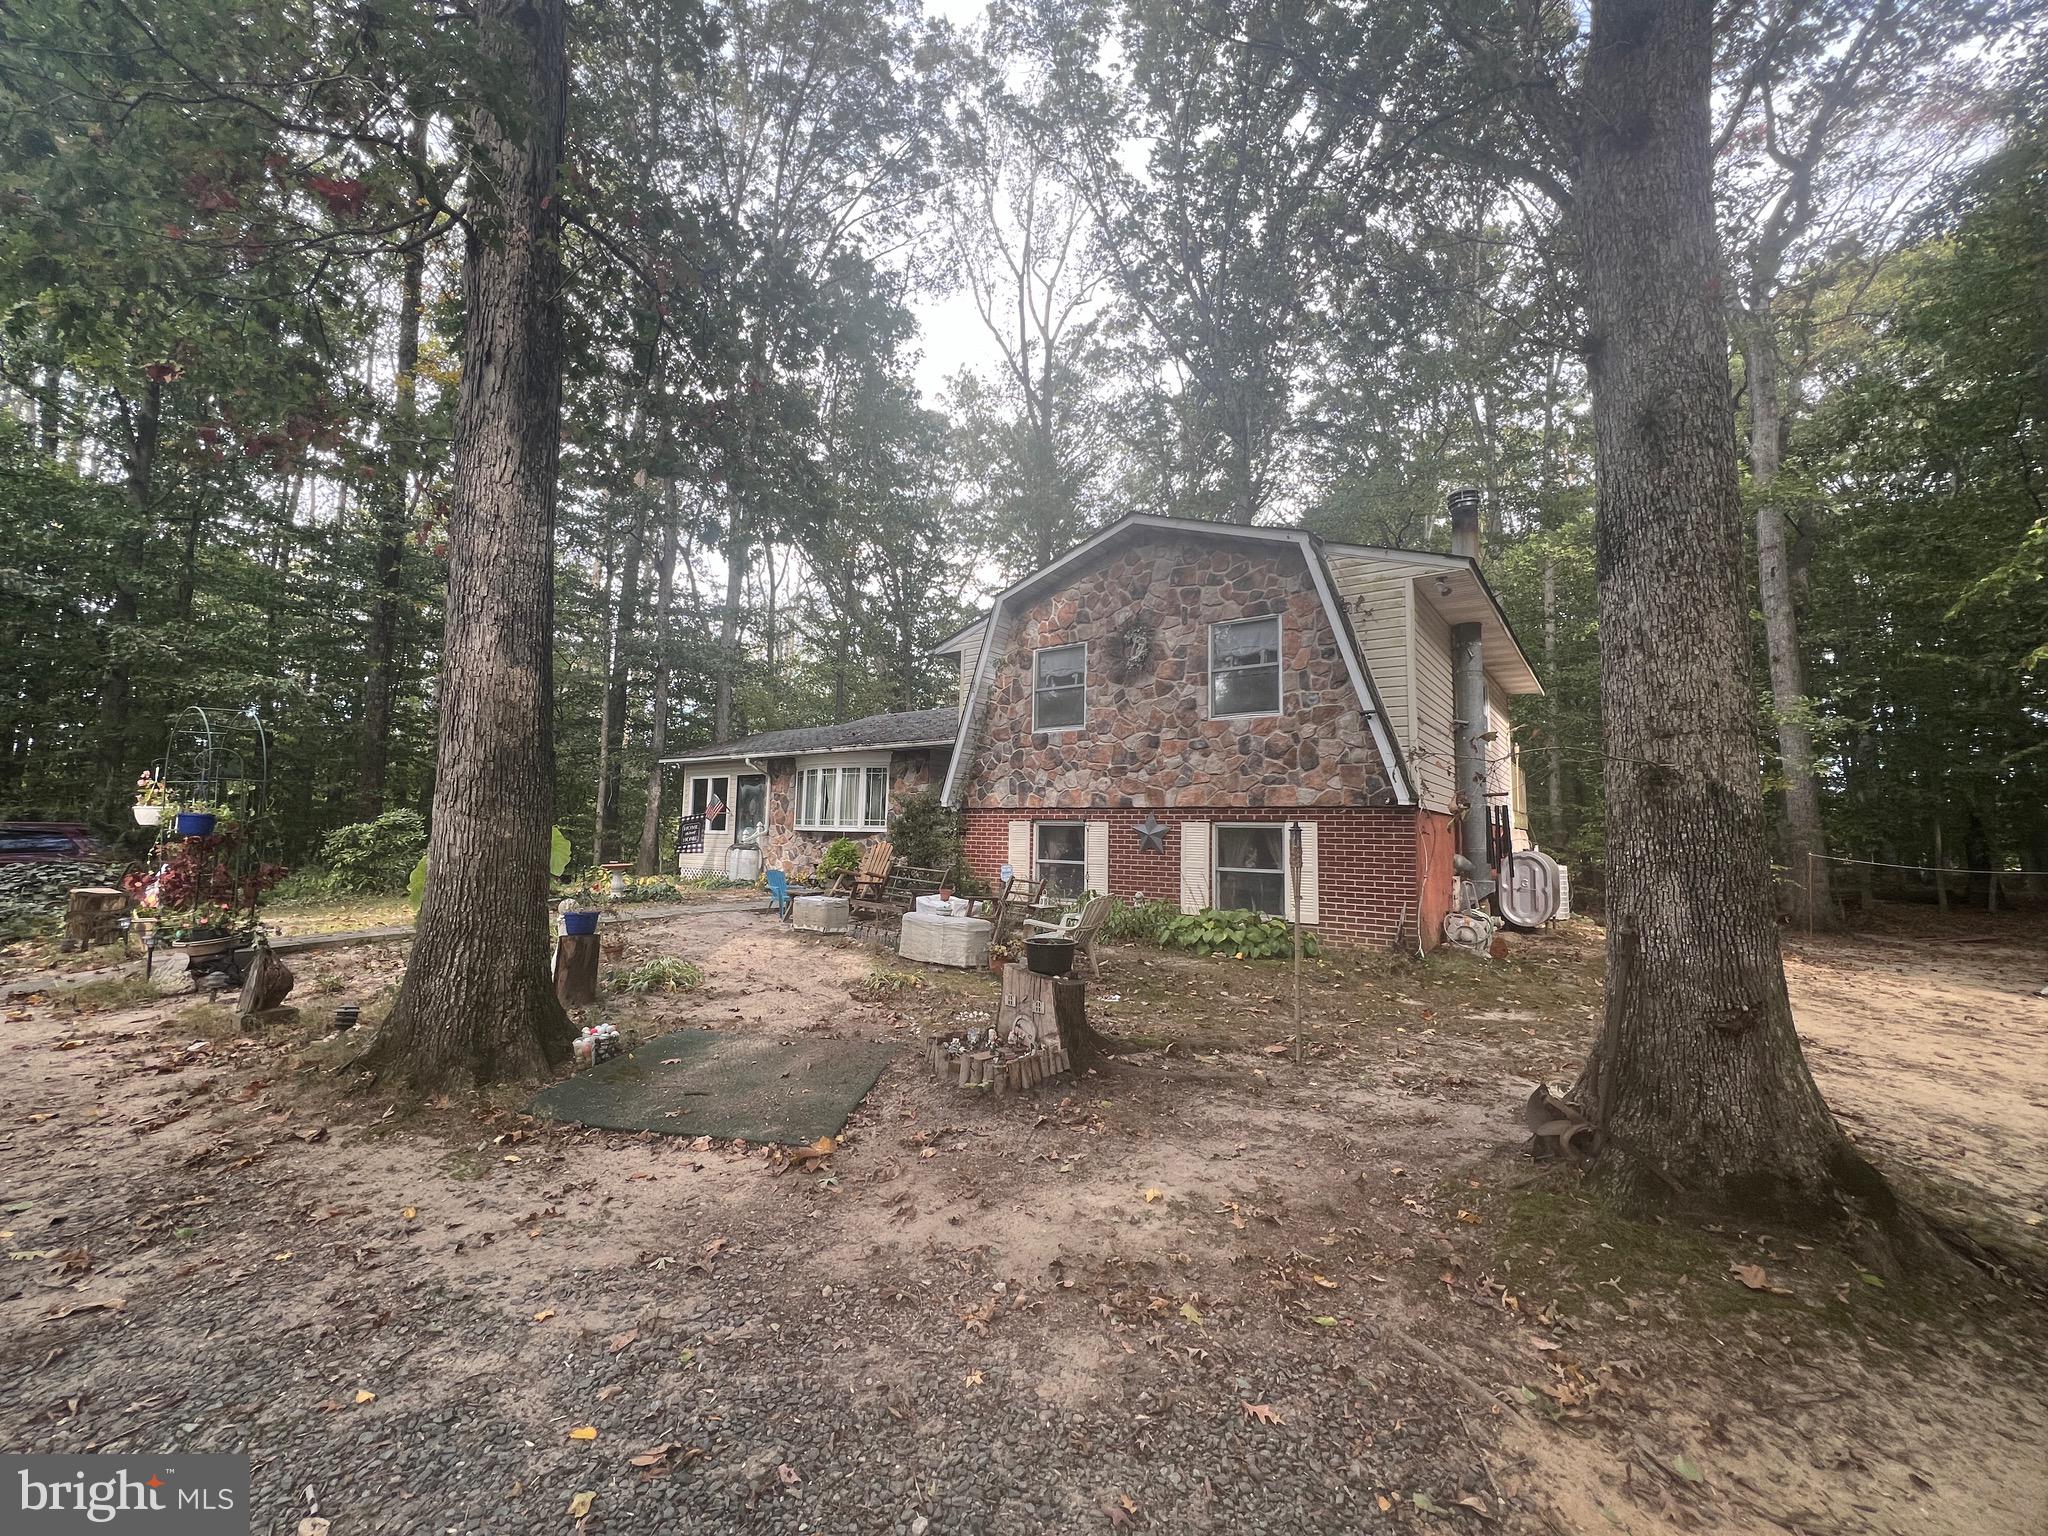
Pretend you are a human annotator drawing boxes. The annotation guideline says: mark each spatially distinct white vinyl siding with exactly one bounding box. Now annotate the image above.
[1331,559,1415,756]
[1084,820,1110,896]
[1409,596,1458,813]
[676,761,744,876]
[1178,821,1211,912]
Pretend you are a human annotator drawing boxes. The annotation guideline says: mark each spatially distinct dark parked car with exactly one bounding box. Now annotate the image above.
[0,822,110,865]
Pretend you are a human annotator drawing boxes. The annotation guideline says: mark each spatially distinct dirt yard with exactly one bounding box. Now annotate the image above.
[1,897,2042,1535]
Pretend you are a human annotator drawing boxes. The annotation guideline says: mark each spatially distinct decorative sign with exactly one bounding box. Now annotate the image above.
[677,814,706,855]
[1134,814,1169,854]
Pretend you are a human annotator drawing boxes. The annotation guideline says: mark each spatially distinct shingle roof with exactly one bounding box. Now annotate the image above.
[660,706,959,764]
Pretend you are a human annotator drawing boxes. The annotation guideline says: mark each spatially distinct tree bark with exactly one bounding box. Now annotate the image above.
[97,373,160,812]
[364,0,572,1090]
[713,500,744,742]
[1574,0,1901,1231]
[359,115,432,818]
[1543,558,1563,842]
[1744,319,1834,926]
[594,498,645,863]
[634,483,682,875]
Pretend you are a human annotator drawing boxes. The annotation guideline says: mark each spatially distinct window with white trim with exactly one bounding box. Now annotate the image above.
[1214,824,1285,915]
[1209,616,1281,717]
[1035,822,1087,900]
[796,761,890,833]
[1033,643,1087,730]
[689,775,729,832]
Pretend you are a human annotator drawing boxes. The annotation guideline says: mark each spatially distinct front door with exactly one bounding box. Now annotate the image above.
[733,774,767,849]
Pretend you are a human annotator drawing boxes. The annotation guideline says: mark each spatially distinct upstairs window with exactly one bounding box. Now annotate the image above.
[1033,643,1087,730]
[1210,616,1281,717]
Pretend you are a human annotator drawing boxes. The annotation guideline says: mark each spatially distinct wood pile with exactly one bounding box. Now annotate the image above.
[924,1035,1072,1093]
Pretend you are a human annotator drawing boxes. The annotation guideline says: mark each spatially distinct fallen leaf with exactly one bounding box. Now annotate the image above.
[566,1491,594,1518]
[1729,1262,1793,1295]
[568,1425,598,1441]
[503,1154,521,1163]
[1143,1188,1162,1203]
[1457,1494,1493,1518]
[46,1297,125,1318]
[1670,1455,1704,1484]
[1412,1491,1442,1513]
[1377,1493,1394,1513]
[271,1251,294,1263]
[965,1370,984,1386]
[777,1463,800,1486]
[402,1206,418,1221]
[1178,1301,1203,1325]
[918,1147,937,1159]
[353,1389,376,1405]
[533,1309,555,1323]
[629,1443,678,1468]
[607,1329,638,1354]
[1309,1315,1339,1327]
[299,1519,332,1536]
[1309,1274,1337,1289]
[1242,1402,1282,1424]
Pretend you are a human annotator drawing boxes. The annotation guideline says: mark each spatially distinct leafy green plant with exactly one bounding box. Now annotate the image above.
[409,824,572,913]
[1160,907,1317,960]
[817,837,863,881]
[1101,896,1179,945]
[890,788,960,874]
[319,809,428,894]
[612,957,704,994]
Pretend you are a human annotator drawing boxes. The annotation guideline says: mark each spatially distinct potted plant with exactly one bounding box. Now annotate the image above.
[174,800,224,838]
[558,896,600,937]
[133,769,168,827]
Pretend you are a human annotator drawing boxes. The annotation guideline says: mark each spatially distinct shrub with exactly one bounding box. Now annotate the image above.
[267,865,333,904]
[318,810,428,894]
[1101,896,1178,945]
[890,789,961,875]
[613,957,704,994]
[1160,907,1318,960]
[818,837,863,881]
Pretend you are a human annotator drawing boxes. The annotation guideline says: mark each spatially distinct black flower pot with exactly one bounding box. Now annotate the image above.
[1024,935,1076,977]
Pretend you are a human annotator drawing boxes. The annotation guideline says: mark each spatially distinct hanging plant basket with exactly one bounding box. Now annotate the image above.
[174,811,217,838]
[133,804,163,827]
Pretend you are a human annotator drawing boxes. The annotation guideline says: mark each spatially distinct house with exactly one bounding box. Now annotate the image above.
[664,508,1540,948]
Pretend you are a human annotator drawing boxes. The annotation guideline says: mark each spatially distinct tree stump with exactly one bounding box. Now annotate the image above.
[555,933,601,1009]
[64,887,127,951]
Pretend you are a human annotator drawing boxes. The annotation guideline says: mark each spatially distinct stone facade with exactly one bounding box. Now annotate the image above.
[757,747,949,877]
[958,533,1395,810]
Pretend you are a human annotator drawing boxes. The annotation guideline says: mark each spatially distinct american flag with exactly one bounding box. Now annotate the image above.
[703,792,725,823]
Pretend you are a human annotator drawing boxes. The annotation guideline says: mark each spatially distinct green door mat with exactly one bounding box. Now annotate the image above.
[531,1028,898,1145]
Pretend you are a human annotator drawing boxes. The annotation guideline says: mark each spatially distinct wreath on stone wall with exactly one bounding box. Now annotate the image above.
[1110,615,1154,681]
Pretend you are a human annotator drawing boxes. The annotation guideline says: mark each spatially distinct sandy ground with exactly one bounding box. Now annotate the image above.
[1,897,2043,1535]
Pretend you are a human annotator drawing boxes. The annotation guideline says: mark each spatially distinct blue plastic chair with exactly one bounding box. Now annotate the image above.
[766,868,790,913]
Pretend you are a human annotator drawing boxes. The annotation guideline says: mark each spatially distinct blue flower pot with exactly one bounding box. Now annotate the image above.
[174,812,217,838]
[562,910,599,936]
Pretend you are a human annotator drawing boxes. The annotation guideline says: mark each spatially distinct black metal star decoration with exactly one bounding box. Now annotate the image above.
[1134,814,1169,854]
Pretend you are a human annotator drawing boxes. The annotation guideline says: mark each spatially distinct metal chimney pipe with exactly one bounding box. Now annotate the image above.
[1448,486,1482,562]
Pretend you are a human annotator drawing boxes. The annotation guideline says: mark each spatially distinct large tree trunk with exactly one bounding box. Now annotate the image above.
[1573,0,1900,1230]
[359,115,432,817]
[594,501,644,862]
[1543,558,1564,842]
[1744,319,1834,927]
[97,373,160,813]
[634,484,682,875]
[713,501,744,742]
[365,0,572,1090]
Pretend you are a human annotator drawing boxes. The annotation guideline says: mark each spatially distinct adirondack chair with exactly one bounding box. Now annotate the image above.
[1025,892,1112,979]
[842,837,895,900]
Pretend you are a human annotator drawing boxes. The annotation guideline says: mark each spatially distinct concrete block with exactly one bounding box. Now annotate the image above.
[791,894,852,934]
[898,911,993,969]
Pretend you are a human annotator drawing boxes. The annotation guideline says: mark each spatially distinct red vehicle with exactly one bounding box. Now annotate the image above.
[0,822,110,864]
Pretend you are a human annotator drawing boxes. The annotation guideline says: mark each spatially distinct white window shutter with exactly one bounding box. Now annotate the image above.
[1085,821,1110,896]
[1287,821,1319,927]
[1179,821,1211,913]
[1007,820,1031,877]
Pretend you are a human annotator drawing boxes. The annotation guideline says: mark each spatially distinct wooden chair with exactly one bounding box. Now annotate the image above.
[829,837,893,898]
[975,874,1046,948]
[1025,892,1112,980]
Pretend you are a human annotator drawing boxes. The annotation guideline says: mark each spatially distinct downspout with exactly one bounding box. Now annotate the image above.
[1449,487,1494,907]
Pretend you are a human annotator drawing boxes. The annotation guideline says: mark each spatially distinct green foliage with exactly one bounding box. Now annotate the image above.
[817,837,864,880]
[1160,908,1318,960]
[409,824,572,913]
[318,810,428,894]
[1100,896,1178,945]
[612,957,704,994]
[889,789,961,875]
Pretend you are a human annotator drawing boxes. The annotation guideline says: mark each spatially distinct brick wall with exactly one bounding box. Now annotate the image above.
[963,804,1445,948]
